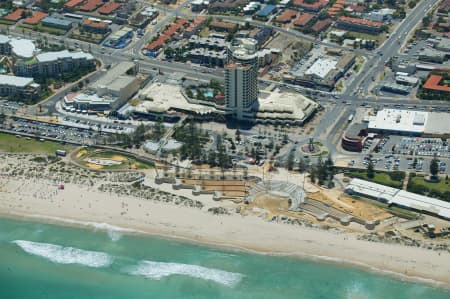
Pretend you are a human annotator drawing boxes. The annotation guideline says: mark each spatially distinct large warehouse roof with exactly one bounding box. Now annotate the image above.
[368,108,450,135]
[425,112,450,135]
[305,58,337,79]
[36,50,94,63]
[345,178,450,219]
[368,109,427,134]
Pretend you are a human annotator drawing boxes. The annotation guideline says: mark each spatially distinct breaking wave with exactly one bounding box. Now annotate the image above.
[126,260,243,287]
[13,240,113,268]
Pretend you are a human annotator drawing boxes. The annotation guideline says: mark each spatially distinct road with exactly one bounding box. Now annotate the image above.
[1,0,447,169]
[347,0,438,98]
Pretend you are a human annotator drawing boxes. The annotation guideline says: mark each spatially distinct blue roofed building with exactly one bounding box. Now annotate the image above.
[252,26,273,46]
[255,5,277,19]
[41,17,73,30]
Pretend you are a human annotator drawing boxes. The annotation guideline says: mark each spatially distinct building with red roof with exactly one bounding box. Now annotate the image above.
[275,9,297,23]
[336,16,383,34]
[327,0,344,16]
[347,5,366,12]
[82,19,110,34]
[292,0,329,13]
[64,0,85,8]
[423,75,450,93]
[144,18,189,52]
[183,16,207,38]
[3,9,26,22]
[311,18,332,32]
[79,0,103,12]
[209,21,237,32]
[97,2,122,15]
[293,13,315,27]
[23,11,49,25]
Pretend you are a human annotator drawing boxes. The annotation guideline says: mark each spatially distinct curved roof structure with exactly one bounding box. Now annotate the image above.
[6,36,36,59]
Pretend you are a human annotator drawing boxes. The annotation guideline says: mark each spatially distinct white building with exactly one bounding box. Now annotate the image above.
[368,8,394,23]
[395,75,419,86]
[304,58,338,79]
[0,34,37,59]
[256,90,319,125]
[345,178,450,219]
[0,74,41,100]
[63,91,118,112]
[91,61,140,103]
[14,50,95,77]
[12,0,33,7]
[368,109,450,136]
[63,62,140,112]
[122,78,317,126]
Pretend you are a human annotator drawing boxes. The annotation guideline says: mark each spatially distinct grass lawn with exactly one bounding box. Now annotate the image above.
[19,23,66,35]
[410,176,450,193]
[0,19,15,26]
[313,150,329,157]
[346,170,403,188]
[0,133,72,154]
[70,29,106,44]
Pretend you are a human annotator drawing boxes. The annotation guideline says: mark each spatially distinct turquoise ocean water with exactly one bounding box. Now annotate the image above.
[0,218,449,299]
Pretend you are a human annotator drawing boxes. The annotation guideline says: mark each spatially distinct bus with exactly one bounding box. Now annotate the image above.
[64,13,84,20]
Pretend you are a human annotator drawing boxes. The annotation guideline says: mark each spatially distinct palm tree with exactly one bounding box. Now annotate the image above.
[308,138,314,152]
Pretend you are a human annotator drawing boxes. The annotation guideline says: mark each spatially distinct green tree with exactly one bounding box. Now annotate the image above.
[309,166,316,184]
[430,157,439,179]
[308,138,314,152]
[235,129,241,142]
[367,160,375,179]
[287,152,295,171]
[298,158,307,173]
[412,157,418,169]
[422,16,431,27]
[208,150,217,167]
[133,123,146,145]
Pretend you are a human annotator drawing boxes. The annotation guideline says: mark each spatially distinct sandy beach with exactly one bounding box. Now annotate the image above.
[1,171,450,287]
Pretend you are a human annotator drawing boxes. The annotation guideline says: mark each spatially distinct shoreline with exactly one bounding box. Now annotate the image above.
[0,156,448,290]
[2,211,449,290]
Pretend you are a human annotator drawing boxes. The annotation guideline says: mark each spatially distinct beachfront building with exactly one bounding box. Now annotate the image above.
[345,178,450,220]
[0,74,41,100]
[13,50,95,78]
[0,34,37,59]
[368,108,450,137]
[284,52,355,91]
[224,62,258,121]
[223,38,259,121]
[63,62,140,112]
[119,72,318,126]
